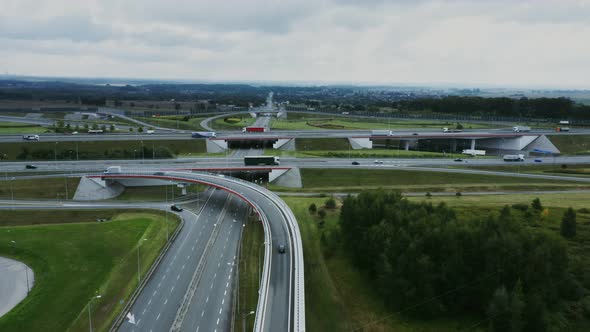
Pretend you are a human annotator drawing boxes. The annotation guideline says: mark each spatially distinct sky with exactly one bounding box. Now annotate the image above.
[0,0,589,88]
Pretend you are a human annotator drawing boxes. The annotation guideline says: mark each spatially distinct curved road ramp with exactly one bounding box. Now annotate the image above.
[96,170,305,332]
[0,257,35,317]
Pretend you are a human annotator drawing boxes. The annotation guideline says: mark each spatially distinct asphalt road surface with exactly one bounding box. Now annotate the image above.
[0,257,34,318]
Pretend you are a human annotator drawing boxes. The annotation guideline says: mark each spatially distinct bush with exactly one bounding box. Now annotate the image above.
[318,209,327,219]
[511,203,529,211]
[325,197,337,209]
[577,208,590,214]
[308,203,317,214]
[456,191,462,197]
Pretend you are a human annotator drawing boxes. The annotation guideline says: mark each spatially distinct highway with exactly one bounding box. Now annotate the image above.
[117,189,248,332]
[98,170,304,332]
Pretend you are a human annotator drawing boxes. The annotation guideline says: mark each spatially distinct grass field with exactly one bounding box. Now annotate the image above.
[0,122,49,134]
[235,215,264,331]
[271,114,501,131]
[269,168,590,192]
[284,196,480,331]
[131,115,208,131]
[210,115,256,131]
[0,177,80,199]
[295,137,351,151]
[0,139,206,161]
[549,135,590,155]
[114,183,207,201]
[0,210,179,332]
[449,164,590,178]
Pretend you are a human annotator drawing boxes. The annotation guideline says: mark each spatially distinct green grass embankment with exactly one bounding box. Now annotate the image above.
[0,210,179,332]
[210,115,256,131]
[235,215,264,331]
[269,168,590,193]
[0,139,206,161]
[0,122,48,134]
[0,177,80,199]
[549,135,590,155]
[130,115,208,131]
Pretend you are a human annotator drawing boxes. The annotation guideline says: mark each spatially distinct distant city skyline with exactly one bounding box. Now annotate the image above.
[1,0,589,88]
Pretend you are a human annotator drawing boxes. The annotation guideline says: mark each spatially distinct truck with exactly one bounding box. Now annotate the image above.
[462,149,486,156]
[503,154,525,162]
[103,166,122,174]
[22,134,40,141]
[512,126,531,132]
[242,126,268,133]
[556,127,570,132]
[371,130,393,136]
[244,156,280,166]
[191,131,217,138]
[442,128,463,133]
[559,120,570,125]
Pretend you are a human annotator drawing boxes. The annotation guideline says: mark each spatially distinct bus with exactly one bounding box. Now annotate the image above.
[88,129,104,134]
[244,156,280,166]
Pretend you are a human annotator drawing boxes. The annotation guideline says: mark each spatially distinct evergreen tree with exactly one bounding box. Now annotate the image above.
[560,207,577,239]
[325,197,336,209]
[308,203,317,214]
[487,286,511,332]
[531,198,543,211]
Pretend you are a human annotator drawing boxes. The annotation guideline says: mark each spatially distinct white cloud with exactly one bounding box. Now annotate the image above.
[0,0,588,87]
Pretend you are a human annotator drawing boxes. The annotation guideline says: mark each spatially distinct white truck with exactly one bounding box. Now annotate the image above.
[23,134,40,141]
[503,154,525,162]
[371,130,393,136]
[462,149,486,156]
[512,126,531,132]
[103,166,122,174]
[443,128,462,133]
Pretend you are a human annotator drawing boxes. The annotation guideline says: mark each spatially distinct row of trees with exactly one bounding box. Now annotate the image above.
[339,191,587,331]
[393,96,590,120]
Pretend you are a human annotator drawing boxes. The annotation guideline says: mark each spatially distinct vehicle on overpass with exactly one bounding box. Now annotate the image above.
[371,130,393,136]
[503,154,525,162]
[242,126,269,133]
[556,127,570,132]
[25,164,37,169]
[23,134,40,141]
[443,127,462,133]
[244,156,280,166]
[462,149,486,156]
[512,126,531,132]
[103,166,122,174]
[88,129,104,134]
[191,131,217,138]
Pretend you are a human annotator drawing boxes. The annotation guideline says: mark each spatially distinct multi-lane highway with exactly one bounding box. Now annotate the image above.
[118,189,248,332]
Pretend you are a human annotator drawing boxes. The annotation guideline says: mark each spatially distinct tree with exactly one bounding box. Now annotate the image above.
[91,123,99,130]
[110,124,115,132]
[487,286,511,332]
[318,209,327,219]
[138,127,144,133]
[510,281,525,332]
[531,198,543,211]
[325,197,337,209]
[100,124,107,132]
[129,127,134,132]
[455,122,464,130]
[456,191,462,197]
[425,192,432,199]
[560,207,577,239]
[308,203,317,214]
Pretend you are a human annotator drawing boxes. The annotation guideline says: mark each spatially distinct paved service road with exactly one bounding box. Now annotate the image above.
[0,257,34,318]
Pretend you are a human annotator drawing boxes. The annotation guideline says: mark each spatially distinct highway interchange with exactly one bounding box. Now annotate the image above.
[2,110,590,332]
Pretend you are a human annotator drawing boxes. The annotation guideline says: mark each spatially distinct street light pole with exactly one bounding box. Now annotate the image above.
[88,294,102,332]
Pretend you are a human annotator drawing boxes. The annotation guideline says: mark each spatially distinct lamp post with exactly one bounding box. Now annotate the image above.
[88,294,102,332]
[241,310,256,332]
[137,238,148,284]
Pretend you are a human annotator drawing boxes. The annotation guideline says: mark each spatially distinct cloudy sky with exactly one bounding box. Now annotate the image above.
[1,0,589,87]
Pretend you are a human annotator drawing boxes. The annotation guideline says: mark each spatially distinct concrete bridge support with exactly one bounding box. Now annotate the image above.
[470,139,476,150]
[348,137,373,149]
[273,138,295,151]
[206,139,228,153]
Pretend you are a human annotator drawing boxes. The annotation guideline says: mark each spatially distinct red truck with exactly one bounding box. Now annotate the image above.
[242,126,268,133]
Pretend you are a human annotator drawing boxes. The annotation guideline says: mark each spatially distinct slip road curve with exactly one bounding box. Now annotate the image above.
[96,170,305,332]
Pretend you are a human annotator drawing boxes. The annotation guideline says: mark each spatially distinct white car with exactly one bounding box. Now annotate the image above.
[373,160,384,164]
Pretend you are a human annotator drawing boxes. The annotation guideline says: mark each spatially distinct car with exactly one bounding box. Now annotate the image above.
[171,205,183,212]
[373,160,384,164]
[352,161,360,165]
[25,164,37,169]
[277,244,286,254]
[154,171,165,176]
[412,133,419,136]
[72,131,79,135]
[534,159,543,163]
[454,158,463,162]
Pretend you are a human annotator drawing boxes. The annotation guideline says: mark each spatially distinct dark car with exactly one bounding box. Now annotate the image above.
[454,158,463,162]
[534,159,543,163]
[25,164,38,169]
[412,133,419,136]
[278,244,286,254]
[352,161,360,165]
[171,205,183,212]
[154,171,165,176]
